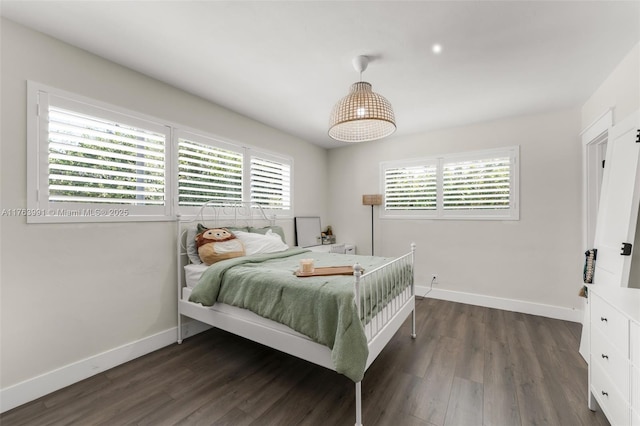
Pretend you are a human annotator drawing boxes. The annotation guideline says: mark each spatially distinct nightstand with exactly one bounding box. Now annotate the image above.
[306,244,356,254]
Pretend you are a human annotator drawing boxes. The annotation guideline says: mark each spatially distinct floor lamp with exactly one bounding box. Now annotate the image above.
[362,194,383,255]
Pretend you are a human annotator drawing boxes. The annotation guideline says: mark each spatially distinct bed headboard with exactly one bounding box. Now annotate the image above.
[176,200,279,297]
[177,199,276,256]
[179,199,275,227]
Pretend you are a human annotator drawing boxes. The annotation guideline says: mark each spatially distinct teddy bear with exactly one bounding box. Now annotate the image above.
[195,225,245,265]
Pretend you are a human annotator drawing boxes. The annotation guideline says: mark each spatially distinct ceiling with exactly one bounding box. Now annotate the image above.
[2,1,639,149]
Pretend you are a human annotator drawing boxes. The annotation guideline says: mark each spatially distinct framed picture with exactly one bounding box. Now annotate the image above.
[294,216,321,247]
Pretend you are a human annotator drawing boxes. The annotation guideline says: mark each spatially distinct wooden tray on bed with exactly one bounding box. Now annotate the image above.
[295,266,359,277]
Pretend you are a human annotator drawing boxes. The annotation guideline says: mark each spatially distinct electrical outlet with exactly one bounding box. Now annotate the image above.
[430,274,438,284]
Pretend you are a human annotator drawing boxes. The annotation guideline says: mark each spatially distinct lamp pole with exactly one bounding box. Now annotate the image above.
[370,204,374,255]
[362,194,382,256]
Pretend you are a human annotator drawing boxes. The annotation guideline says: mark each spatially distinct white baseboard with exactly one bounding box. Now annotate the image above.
[0,320,211,413]
[416,286,583,323]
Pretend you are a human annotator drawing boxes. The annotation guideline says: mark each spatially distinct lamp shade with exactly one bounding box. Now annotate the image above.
[362,194,383,206]
[329,81,396,143]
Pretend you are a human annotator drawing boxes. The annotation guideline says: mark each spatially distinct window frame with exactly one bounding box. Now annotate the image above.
[27,82,174,223]
[174,128,245,216]
[381,158,439,219]
[248,149,292,213]
[174,128,294,219]
[27,82,294,223]
[380,146,520,220]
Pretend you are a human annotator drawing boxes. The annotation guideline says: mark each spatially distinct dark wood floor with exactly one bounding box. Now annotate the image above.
[1,298,610,426]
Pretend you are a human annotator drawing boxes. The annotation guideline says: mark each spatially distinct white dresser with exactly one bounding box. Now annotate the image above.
[587,285,640,425]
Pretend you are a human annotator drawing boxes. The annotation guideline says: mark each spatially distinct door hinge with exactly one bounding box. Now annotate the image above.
[621,242,633,256]
[636,129,639,143]
[602,160,605,169]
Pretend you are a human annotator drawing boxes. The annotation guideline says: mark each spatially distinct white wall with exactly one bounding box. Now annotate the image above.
[327,108,584,318]
[582,42,639,128]
[0,18,328,399]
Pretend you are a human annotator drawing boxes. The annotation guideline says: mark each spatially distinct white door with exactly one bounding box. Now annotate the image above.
[593,111,640,287]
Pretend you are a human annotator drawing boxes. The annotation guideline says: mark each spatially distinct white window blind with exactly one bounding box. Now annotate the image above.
[384,164,437,211]
[27,84,173,223]
[442,156,511,210]
[28,82,294,222]
[48,106,166,205]
[178,138,243,206]
[250,156,291,210]
[381,147,519,220]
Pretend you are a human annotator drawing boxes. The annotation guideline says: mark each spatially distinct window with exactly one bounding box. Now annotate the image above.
[175,130,292,216]
[28,84,172,222]
[47,106,166,206]
[177,134,243,207]
[381,147,519,220]
[250,154,291,210]
[384,161,437,213]
[442,154,512,212]
[27,82,293,223]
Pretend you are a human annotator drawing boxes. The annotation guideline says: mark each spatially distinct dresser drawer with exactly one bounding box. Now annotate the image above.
[592,327,630,398]
[592,293,630,356]
[592,362,630,426]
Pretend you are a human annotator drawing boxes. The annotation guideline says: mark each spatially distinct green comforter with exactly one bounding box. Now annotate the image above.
[188,248,397,382]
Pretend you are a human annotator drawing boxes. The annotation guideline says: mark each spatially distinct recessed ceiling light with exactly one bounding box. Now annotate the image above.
[432,44,443,54]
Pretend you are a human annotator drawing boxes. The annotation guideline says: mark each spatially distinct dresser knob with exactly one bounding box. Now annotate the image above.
[601,391,609,397]
[600,317,608,322]
[601,354,609,359]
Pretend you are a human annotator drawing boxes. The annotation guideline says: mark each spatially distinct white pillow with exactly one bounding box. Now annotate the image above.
[186,226,202,264]
[234,229,289,255]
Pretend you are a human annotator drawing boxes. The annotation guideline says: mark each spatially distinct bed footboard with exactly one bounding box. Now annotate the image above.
[354,243,416,340]
[352,243,416,425]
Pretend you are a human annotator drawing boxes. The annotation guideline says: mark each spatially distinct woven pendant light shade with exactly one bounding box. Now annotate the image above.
[328,81,396,143]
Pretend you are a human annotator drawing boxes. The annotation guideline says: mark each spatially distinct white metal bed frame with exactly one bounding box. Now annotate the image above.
[176,200,416,426]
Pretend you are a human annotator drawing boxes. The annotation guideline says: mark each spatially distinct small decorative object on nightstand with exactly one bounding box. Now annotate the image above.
[321,226,336,245]
[322,235,336,245]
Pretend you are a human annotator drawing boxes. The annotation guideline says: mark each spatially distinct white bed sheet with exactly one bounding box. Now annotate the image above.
[184,263,209,289]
